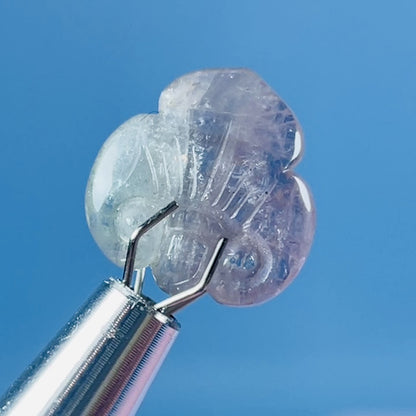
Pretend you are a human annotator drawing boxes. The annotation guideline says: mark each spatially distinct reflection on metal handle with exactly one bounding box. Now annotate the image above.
[0,279,179,416]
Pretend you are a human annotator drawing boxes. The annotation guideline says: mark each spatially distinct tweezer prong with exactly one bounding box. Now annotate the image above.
[122,201,178,291]
[154,237,228,316]
[133,267,147,295]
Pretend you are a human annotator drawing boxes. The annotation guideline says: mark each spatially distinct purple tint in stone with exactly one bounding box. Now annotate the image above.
[85,68,315,307]
[153,69,315,305]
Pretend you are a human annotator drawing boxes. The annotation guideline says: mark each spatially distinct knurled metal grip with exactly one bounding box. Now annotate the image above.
[0,279,179,416]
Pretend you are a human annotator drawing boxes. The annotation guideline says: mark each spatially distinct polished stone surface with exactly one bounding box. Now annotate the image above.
[85,69,315,306]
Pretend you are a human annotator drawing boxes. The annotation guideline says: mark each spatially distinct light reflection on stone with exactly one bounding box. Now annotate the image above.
[85,69,315,306]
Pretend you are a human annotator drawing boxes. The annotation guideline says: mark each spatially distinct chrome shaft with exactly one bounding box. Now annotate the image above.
[0,279,179,416]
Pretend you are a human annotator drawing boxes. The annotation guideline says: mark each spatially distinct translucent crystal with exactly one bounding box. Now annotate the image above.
[85,69,315,306]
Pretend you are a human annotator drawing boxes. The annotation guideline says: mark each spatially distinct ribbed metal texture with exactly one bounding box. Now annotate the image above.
[0,279,179,416]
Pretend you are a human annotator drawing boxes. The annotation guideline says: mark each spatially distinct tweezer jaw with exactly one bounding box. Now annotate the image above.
[154,237,228,315]
[122,201,178,290]
[121,201,227,315]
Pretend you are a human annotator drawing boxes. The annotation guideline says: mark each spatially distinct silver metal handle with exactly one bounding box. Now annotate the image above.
[0,279,179,416]
[0,199,227,416]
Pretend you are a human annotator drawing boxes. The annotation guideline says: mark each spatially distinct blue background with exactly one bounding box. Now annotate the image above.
[0,1,415,415]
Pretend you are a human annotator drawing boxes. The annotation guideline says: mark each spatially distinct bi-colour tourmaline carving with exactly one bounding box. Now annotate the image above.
[85,69,315,306]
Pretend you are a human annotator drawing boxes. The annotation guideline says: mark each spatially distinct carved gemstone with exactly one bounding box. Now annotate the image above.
[85,69,315,306]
